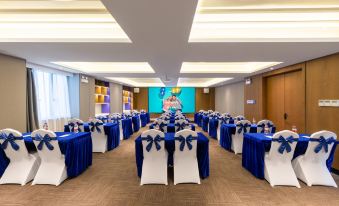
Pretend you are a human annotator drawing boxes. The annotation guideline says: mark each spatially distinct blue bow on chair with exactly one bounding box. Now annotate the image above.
[68,122,82,132]
[272,136,298,154]
[176,122,187,131]
[175,135,198,151]
[33,134,57,151]
[237,123,250,134]
[90,122,102,133]
[141,135,163,152]
[311,136,336,153]
[220,117,229,124]
[257,123,265,133]
[111,118,120,124]
[159,122,166,132]
[0,133,23,151]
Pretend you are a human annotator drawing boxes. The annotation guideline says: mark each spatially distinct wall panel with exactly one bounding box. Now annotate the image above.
[0,53,27,132]
[215,81,244,116]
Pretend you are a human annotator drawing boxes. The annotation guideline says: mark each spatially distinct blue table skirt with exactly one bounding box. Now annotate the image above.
[196,113,203,127]
[146,113,150,123]
[242,133,338,179]
[135,132,209,179]
[194,113,199,124]
[202,116,209,132]
[208,118,219,139]
[149,124,196,132]
[64,123,120,151]
[219,124,276,151]
[122,118,133,140]
[0,132,92,178]
[132,116,140,132]
[140,113,148,127]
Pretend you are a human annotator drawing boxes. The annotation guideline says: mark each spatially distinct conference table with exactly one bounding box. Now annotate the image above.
[149,123,195,133]
[219,124,276,151]
[202,115,209,132]
[0,132,92,178]
[242,133,338,179]
[140,113,150,127]
[135,132,209,179]
[132,116,140,132]
[64,123,120,151]
[208,118,235,139]
[194,113,203,127]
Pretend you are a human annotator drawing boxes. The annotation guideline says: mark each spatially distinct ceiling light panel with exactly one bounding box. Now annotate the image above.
[52,62,155,73]
[177,78,232,87]
[189,0,339,42]
[180,62,282,73]
[105,78,165,87]
[0,0,130,42]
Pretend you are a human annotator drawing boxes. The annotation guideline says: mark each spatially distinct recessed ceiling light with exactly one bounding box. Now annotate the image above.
[177,78,232,87]
[180,62,282,73]
[0,0,130,42]
[189,0,339,42]
[51,62,155,73]
[105,78,165,87]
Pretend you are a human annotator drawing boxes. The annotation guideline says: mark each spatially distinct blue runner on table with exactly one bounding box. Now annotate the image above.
[194,113,199,124]
[65,123,120,151]
[208,118,219,139]
[202,115,209,132]
[140,113,148,127]
[0,132,92,178]
[146,113,150,123]
[135,132,209,178]
[242,133,338,179]
[132,116,140,132]
[219,124,267,151]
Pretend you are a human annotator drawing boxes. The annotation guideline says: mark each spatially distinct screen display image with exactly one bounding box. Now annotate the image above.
[148,87,195,113]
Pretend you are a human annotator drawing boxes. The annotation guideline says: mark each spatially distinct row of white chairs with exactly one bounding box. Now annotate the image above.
[264,130,337,188]
[141,129,200,185]
[0,128,67,186]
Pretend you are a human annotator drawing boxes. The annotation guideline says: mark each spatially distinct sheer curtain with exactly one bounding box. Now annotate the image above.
[33,69,71,131]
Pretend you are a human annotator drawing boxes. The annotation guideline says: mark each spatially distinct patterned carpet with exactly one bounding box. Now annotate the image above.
[0,125,338,206]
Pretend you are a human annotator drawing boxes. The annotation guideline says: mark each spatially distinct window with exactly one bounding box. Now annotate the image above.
[33,69,71,121]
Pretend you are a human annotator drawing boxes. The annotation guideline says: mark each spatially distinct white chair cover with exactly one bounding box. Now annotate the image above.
[31,129,67,186]
[264,130,300,188]
[0,129,40,186]
[175,119,190,132]
[174,129,200,185]
[111,114,123,140]
[140,129,167,185]
[292,130,337,187]
[257,120,274,133]
[89,119,107,153]
[68,118,84,132]
[231,120,251,154]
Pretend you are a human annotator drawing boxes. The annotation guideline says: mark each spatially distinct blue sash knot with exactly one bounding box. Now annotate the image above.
[141,135,163,152]
[0,133,23,151]
[33,134,57,151]
[311,136,336,153]
[237,123,250,134]
[176,123,187,131]
[90,122,103,133]
[175,135,198,151]
[273,136,298,154]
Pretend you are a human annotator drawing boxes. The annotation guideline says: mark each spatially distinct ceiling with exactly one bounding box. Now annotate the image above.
[0,0,339,87]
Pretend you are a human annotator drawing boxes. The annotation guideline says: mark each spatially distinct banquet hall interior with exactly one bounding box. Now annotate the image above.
[0,0,339,205]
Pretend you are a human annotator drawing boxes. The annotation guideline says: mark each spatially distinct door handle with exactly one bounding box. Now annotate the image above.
[284,113,288,120]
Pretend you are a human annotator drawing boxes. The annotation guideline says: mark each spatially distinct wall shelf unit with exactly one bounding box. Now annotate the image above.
[123,87,133,111]
[95,80,110,115]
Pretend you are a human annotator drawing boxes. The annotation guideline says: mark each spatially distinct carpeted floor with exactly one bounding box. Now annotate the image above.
[0,125,338,206]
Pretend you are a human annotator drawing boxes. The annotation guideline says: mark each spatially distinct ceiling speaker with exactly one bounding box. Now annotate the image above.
[203,88,209,94]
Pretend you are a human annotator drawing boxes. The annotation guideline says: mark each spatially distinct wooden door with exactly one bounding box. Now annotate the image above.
[284,70,305,132]
[266,74,285,131]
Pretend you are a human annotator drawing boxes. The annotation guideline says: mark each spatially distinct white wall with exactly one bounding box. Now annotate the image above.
[215,81,245,116]
[110,82,123,113]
